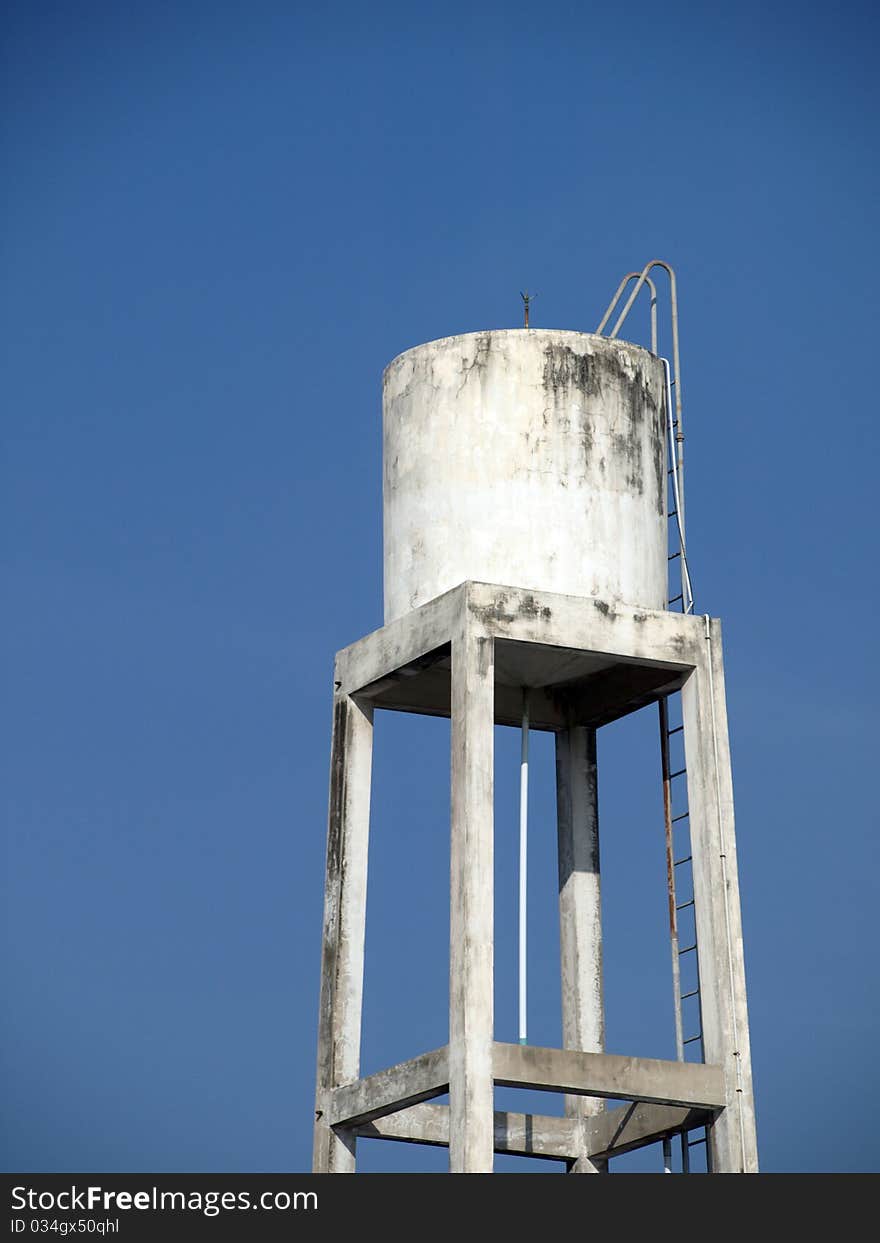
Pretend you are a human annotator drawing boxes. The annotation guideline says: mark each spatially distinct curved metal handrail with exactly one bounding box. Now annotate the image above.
[596,270,658,354]
[598,260,684,531]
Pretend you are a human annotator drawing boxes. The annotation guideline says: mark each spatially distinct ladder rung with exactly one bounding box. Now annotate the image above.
[668,509,677,518]
[681,988,700,999]
[683,1034,702,1045]
[676,898,694,911]
[668,552,681,561]
[674,855,692,866]
[672,811,689,822]
[668,725,684,735]
[679,944,697,955]
[668,594,683,605]
[670,768,687,779]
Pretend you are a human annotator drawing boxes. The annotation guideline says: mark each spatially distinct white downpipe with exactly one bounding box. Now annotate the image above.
[518,690,529,1045]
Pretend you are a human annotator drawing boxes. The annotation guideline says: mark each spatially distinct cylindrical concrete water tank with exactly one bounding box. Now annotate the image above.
[382,329,667,624]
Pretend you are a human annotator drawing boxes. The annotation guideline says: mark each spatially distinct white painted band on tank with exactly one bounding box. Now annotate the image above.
[382,329,668,624]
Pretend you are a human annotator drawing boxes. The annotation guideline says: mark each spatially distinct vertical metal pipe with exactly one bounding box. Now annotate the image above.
[663,1136,673,1174]
[519,689,529,1045]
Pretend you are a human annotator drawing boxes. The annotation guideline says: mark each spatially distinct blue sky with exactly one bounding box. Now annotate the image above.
[2,0,878,1173]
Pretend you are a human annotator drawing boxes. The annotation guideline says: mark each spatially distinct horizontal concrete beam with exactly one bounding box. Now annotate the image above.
[363,666,569,732]
[466,582,704,667]
[356,1103,581,1162]
[336,586,463,697]
[329,1047,449,1129]
[337,582,704,704]
[493,1043,726,1109]
[357,1100,714,1162]
[585,1102,715,1159]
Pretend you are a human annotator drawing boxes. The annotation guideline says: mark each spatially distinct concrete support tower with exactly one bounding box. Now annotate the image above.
[313,328,758,1173]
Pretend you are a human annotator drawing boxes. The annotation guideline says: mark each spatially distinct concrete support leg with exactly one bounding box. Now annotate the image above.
[556,725,606,1174]
[313,688,373,1172]
[449,622,495,1172]
[683,619,759,1173]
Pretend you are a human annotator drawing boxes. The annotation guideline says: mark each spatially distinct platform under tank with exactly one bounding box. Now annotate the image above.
[382,329,668,624]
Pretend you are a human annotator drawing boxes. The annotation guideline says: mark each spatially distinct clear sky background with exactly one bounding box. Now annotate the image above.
[3,0,878,1174]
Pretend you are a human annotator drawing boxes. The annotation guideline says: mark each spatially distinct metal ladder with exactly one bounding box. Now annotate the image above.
[597,264,708,1173]
[658,486,708,1174]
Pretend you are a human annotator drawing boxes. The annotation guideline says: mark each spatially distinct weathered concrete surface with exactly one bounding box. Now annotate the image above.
[584,1102,714,1159]
[336,583,462,699]
[336,581,701,704]
[448,621,495,1171]
[683,618,759,1172]
[556,724,605,1173]
[356,1103,581,1162]
[316,581,758,1172]
[465,581,704,667]
[383,331,667,623]
[329,1047,449,1128]
[493,1042,726,1109]
[356,1101,714,1163]
[312,692,373,1172]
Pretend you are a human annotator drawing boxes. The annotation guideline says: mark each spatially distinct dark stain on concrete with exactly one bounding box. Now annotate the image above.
[455,332,494,398]
[519,593,553,621]
[326,697,349,882]
[472,601,518,626]
[471,592,552,626]
[540,340,665,514]
[542,343,603,400]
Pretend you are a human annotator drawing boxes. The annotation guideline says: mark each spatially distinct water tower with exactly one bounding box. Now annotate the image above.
[313,263,758,1174]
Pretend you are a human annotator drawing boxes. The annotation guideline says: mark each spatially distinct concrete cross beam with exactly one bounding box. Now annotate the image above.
[584,1102,715,1160]
[355,1100,715,1163]
[329,1047,450,1129]
[356,1104,582,1162]
[465,581,705,667]
[335,584,462,699]
[331,1042,723,1133]
[334,581,705,706]
[493,1043,726,1110]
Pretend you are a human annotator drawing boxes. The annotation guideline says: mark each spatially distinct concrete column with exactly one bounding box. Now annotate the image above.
[313,687,373,1173]
[556,725,606,1174]
[449,620,495,1172]
[682,619,759,1173]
